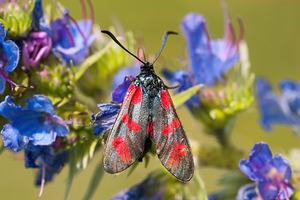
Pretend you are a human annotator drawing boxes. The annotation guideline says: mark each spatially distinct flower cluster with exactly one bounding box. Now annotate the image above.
[164,3,253,146]
[239,142,294,200]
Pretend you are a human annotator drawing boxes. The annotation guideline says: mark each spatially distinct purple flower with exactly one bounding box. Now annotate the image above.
[51,3,95,66]
[0,95,69,147]
[92,103,120,136]
[239,142,294,200]
[0,22,22,94]
[22,31,52,69]
[112,75,135,103]
[255,78,300,131]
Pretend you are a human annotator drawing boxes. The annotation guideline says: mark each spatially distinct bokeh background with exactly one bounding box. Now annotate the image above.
[1,0,300,199]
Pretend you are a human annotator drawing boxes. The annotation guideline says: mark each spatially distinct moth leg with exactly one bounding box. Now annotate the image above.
[124,75,133,82]
[165,84,180,90]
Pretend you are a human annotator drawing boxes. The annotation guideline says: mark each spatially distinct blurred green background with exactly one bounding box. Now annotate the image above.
[1,0,300,199]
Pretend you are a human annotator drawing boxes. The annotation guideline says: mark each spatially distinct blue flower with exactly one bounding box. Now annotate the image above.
[51,7,95,66]
[35,149,69,185]
[164,6,242,113]
[25,142,54,168]
[112,75,135,103]
[111,177,165,200]
[236,183,260,200]
[1,124,29,152]
[180,10,240,86]
[24,142,69,197]
[0,23,21,94]
[92,103,120,136]
[239,142,294,200]
[31,0,51,35]
[0,95,69,147]
[112,64,140,89]
[255,78,300,131]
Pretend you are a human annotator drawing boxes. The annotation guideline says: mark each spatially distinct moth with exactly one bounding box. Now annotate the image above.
[102,30,194,182]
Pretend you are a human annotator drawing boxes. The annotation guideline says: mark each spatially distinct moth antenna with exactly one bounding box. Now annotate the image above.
[152,31,178,64]
[101,30,146,64]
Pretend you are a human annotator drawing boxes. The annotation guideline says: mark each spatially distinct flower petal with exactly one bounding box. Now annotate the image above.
[112,64,140,89]
[249,142,272,169]
[239,159,263,182]
[236,183,259,200]
[112,75,135,102]
[25,143,54,168]
[272,154,292,182]
[181,13,214,85]
[93,103,120,136]
[25,95,56,116]
[1,124,28,152]
[0,96,22,120]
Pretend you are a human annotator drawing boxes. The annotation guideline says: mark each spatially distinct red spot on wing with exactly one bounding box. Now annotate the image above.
[128,120,140,132]
[162,124,173,135]
[161,90,170,109]
[112,137,131,163]
[162,118,181,135]
[167,143,187,168]
[147,121,153,136]
[173,118,180,129]
[121,113,139,132]
[131,86,142,104]
[166,90,176,108]
[123,83,136,103]
[121,113,129,123]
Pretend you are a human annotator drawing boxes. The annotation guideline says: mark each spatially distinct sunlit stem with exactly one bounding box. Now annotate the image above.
[38,161,46,198]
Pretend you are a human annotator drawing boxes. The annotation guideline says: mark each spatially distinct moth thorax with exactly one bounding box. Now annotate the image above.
[140,63,154,73]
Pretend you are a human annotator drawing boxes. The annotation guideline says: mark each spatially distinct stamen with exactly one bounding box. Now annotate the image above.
[86,0,95,37]
[0,68,30,94]
[68,15,88,44]
[38,161,46,198]
[237,17,245,47]
[52,0,76,47]
[228,22,236,44]
[79,0,87,28]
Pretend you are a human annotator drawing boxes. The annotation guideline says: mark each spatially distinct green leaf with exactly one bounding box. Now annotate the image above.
[65,146,78,200]
[74,41,114,82]
[172,84,203,108]
[82,159,104,200]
